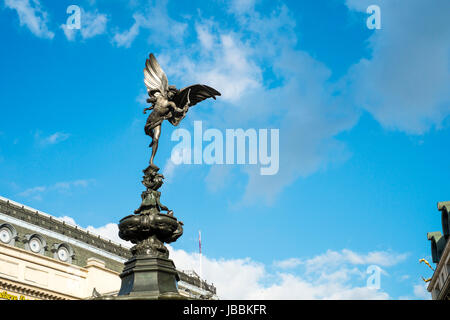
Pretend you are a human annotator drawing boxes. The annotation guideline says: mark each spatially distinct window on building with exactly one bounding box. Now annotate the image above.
[0,223,17,246]
[24,234,47,255]
[52,243,75,263]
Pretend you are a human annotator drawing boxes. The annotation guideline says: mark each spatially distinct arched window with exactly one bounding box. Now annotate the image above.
[0,223,18,246]
[24,234,47,255]
[52,243,75,263]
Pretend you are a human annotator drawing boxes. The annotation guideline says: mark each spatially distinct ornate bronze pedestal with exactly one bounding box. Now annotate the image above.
[115,165,184,299]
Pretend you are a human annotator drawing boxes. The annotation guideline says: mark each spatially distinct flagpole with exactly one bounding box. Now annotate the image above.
[199,230,202,290]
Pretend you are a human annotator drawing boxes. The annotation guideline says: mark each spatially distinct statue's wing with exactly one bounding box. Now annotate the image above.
[172,84,221,108]
[144,53,169,96]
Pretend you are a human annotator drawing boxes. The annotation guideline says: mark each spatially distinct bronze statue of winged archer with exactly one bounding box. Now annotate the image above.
[142,53,221,167]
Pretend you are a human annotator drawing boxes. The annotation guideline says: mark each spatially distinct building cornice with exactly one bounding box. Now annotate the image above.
[0,196,131,258]
[0,242,88,276]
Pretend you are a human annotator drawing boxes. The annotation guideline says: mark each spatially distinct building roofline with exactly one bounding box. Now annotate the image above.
[0,195,129,250]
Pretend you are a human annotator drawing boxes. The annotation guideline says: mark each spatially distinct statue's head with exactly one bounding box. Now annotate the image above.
[167,86,178,100]
[148,88,161,98]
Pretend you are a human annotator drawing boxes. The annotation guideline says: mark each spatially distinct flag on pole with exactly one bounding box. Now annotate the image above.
[199,230,202,255]
[199,230,203,286]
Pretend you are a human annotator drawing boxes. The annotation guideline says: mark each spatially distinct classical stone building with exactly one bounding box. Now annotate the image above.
[426,201,450,300]
[0,196,217,300]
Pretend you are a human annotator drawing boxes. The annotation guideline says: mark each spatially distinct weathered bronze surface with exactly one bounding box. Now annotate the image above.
[143,53,220,167]
[108,53,220,300]
[117,255,183,299]
[119,164,184,259]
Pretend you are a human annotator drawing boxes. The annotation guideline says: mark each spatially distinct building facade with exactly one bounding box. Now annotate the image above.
[0,196,217,300]
[426,201,450,300]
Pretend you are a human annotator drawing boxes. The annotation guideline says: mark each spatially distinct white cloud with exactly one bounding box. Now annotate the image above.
[199,33,262,102]
[35,131,70,146]
[55,216,132,248]
[162,146,191,182]
[170,248,267,299]
[57,215,77,226]
[4,0,54,39]
[162,158,177,181]
[164,26,262,103]
[17,186,46,200]
[169,246,405,299]
[273,258,302,269]
[45,132,70,144]
[246,273,389,300]
[303,249,409,272]
[135,91,148,105]
[81,10,107,39]
[61,9,107,41]
[204,166,233,193]
[412,283,431,300]
[399,282,431,300]
[61,24,76,41]
[195,23,215,50]
[112,13,142,48]
[112,0,187,48]
[86,223,132,248]
[17,179,95,200]
[399,275,410,281]
[53,179,94,191]
[228,0,257,15]
[344,0,450,134]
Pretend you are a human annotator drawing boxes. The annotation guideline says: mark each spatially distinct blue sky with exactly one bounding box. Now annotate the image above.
[1,0,449,299]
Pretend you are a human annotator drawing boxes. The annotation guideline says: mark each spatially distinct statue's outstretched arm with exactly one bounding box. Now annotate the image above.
[169,101,184,113]
[143,105,154,114]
